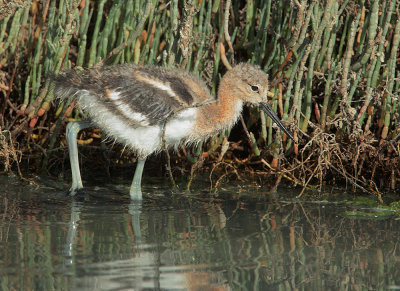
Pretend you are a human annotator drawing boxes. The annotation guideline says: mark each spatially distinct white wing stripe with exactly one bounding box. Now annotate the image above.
[109,91,150,126]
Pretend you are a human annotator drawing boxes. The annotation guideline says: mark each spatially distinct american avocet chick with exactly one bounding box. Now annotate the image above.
[53,63,295,200]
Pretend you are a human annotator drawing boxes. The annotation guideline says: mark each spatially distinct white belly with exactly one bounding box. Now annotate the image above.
[116,108,197,156]
[83,100,196,157]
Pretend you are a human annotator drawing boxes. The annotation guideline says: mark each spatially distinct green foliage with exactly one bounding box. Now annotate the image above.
[0,0,399,192]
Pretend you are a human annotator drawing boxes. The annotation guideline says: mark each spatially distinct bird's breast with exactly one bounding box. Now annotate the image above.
[164,107,198,144]
[114,107,198,156]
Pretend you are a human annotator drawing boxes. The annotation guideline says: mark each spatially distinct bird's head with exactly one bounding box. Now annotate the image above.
[220,63,296,143]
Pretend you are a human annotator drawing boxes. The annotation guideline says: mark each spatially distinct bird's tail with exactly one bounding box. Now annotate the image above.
[50,68,94,101]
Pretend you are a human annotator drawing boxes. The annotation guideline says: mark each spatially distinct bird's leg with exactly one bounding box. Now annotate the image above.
[66,120,92,195]
[130,157,146,200]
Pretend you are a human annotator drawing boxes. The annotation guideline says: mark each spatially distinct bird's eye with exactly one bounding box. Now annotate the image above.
[250,85,259,92]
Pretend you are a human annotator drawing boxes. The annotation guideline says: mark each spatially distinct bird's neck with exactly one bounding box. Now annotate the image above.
[194,78,243,138]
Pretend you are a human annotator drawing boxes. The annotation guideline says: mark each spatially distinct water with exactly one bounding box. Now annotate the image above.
[0,174,399,291]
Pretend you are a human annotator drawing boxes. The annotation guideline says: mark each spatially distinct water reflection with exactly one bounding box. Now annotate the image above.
[0,175,399,290]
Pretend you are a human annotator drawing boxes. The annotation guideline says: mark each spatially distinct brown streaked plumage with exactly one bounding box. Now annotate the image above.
[53,63,295,200]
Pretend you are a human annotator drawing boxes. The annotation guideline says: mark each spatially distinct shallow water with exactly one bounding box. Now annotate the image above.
[0,174,400,291]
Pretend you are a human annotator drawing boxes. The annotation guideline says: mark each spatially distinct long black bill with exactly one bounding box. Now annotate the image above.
[259,102,296,143]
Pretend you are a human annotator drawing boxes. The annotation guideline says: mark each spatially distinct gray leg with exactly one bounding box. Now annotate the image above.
[130,157,146,200]
[66,121,92,195]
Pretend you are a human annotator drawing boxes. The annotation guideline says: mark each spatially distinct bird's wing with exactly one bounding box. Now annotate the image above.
[53,65,216,127]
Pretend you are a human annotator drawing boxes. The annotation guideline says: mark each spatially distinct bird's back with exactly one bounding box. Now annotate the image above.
[53,64,215,127]
[52,64,218,156]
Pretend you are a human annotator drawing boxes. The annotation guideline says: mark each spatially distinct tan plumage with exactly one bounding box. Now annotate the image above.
[53,63,295,199]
